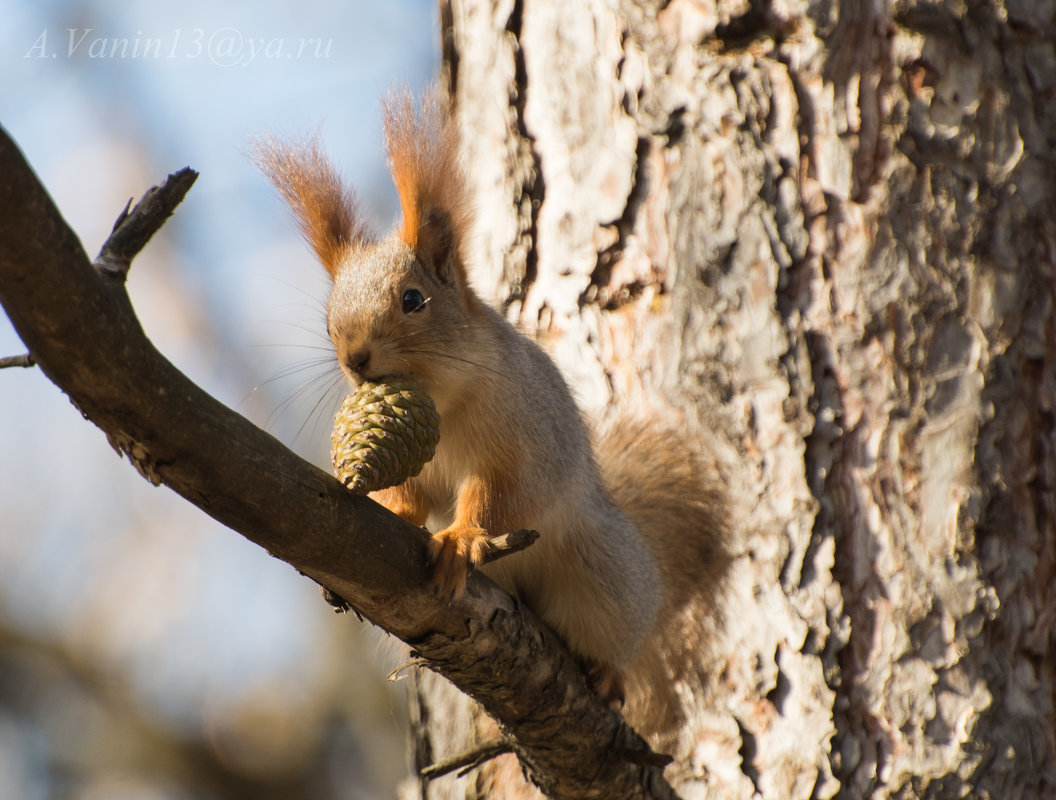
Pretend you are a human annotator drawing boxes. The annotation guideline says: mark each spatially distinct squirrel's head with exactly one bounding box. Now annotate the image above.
[255,87,479,397]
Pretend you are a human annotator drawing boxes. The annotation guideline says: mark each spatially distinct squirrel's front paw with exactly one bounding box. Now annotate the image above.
[428,526,490,597]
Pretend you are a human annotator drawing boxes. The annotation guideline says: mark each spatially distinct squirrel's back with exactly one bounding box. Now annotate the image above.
[596,418,732,740]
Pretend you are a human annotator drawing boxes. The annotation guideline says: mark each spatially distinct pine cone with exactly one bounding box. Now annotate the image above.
[331,377,440,494]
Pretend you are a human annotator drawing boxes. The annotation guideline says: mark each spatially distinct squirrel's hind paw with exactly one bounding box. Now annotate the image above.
[586,660,627,706]
[428,526,490,598]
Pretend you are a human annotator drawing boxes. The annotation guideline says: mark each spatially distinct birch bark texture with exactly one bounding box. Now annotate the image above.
[408,1,1056,798]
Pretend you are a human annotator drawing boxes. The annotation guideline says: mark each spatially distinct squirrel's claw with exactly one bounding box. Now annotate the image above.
[428,526,491,598]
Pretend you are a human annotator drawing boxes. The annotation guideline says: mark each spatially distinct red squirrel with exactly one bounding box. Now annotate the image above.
[255,88,729,736]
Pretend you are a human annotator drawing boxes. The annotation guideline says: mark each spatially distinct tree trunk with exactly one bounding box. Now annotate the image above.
[407,0,1056,798]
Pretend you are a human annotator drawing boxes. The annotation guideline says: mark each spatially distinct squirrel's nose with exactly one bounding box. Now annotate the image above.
[344,347,371,376]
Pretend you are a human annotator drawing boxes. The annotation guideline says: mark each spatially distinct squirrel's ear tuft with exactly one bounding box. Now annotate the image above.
[383,86,470,285]
[253,133,369,278]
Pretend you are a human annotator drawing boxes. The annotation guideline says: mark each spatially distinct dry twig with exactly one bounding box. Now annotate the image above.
[0,353,34,368]
[420,737,517,780]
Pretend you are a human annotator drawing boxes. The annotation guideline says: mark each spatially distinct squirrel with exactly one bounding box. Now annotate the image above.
[255,88,730,739]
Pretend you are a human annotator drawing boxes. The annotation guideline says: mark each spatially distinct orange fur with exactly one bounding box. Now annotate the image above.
[382,87,470,274]
[429,525,490,597]
[253,133,369,276]
[371,483,430,527]
[429,472,522,597]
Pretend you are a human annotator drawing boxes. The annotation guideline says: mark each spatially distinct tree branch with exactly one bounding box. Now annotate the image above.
[93,167,198,280]
[0,125,680,800]
[420,736,517,780]
[483,528,540,562]
[0,353,34,368]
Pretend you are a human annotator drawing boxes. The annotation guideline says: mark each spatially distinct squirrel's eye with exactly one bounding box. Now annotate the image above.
[402,288,426,314]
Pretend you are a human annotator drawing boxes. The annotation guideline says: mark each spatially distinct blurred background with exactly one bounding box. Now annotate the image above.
[0,1,438,797]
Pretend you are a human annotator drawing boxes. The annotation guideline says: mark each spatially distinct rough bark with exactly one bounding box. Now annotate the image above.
[414,0,1056,798]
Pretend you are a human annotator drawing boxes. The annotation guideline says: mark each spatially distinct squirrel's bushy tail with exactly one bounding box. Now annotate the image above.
[596,418,732,743]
